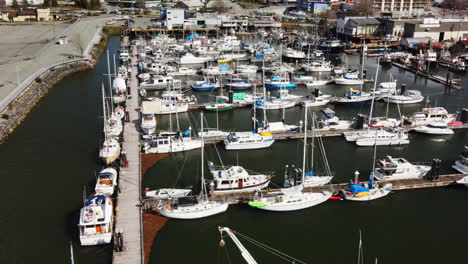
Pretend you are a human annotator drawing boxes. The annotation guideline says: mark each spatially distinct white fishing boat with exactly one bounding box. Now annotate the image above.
[144,188,192,199]
[305,79,331,87]
[453,146,468,175]
[119,48,130,62]
[112,77,126,93]
[139,75,174,90]
[283,48,306,59]
[341,172,393,201]
[334,70,364,85]
[79,194,114,246]
[412,121,454,135]
[318,108,354,130]
[179,53,211,64]
[302,60,332,72]
[143,134,202,154]
[224,132,275,150]
[355,129,410,146]
[157,112,228,219]
[208,162,272,194]
[383,90,424,104]
[95,167,118,196]
[371,156,431,180]
[141,112,156,135]
[404,107,457,126]
[167,67,197,76]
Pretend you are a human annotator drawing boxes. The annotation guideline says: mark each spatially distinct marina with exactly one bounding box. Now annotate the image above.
[1,4,468,264]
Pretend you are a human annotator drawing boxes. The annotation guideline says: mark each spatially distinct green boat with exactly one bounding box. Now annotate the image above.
[248,201,267,207]
[204,97,234,112]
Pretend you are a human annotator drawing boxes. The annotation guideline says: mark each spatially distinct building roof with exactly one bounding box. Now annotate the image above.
[401,37,431,44]
[348,17,381,26]
[413,22,468,32]
[179,0,203,7]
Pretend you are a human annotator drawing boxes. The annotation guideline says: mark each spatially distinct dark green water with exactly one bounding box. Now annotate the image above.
[0,36,466,263]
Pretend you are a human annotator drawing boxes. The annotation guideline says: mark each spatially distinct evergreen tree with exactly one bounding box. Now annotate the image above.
[51,0,58,7]
[43,0,50,7]
[74,0,80,7]
[22,0,29,8]
[12,0,19,8]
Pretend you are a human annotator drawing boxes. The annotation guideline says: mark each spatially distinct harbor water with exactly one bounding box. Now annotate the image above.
[0,36,466,263]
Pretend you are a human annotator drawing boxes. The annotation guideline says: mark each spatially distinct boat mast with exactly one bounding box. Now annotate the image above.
[360,40,365,93]
[262,58,267,127]
[101,83,108,148]
[106,51,114,114]
[368,57,380,131]
[302,105,308,185]
[218,227,257,264]
[311,110,314,173]
[113,54,117,78]
[201,111,207,201]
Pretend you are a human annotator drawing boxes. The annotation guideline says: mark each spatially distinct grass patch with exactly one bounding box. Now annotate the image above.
[103,26,121,35]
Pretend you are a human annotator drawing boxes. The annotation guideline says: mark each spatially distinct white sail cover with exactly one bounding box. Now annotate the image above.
[280,185,304,196]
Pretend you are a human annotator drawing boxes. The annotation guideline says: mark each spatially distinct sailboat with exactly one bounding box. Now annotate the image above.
[99,84,121,165]
[158,112,229,219]
[199,105,229,138]
[248,106,332,211]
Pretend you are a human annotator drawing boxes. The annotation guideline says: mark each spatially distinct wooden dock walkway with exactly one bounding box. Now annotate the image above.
[113,38,143,264]
[391,62,462,90]
[142,173,468,210]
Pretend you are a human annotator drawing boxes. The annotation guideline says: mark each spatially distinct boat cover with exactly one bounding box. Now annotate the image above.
[349,184,369,194]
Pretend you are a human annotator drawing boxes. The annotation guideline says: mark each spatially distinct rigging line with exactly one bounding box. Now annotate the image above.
[203,113,225,169]
[236,232,307,264]
[224,242,232,264]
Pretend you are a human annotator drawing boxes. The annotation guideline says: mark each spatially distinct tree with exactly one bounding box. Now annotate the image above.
[212,0,228,13]
[52,0,58,7]
[12,0,18,8]
[89,0,96,9]
[355,0,374,17]
[22,0,28,8]
[43,0,50,7]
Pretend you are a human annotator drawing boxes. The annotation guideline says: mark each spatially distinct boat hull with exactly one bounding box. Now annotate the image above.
[158,202,228,219]
[224,140,275,150]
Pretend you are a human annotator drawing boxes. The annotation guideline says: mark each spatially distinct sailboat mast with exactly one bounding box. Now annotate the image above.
[106,51,114,114]
[368,57,380,131]
[360,40,365,93]
[200,111,207,200]
[262,58,267,126]
[302,105,308,184]
[311,110,314,172]
[101,84,108,144]
[113,54,117,77]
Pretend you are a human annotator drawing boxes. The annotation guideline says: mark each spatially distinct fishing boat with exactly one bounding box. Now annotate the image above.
[143,134,202,154]
[383,90,424,104]
[302,60,332,72]
[208,162,272,194]
[202,65,234,75]
[305,78,331,87]
[371,156,430,180]
[412,121,454,135]
[318,108,354,130]
[224,132,275,150]
[139,75,174,90]
[453,146,468,175]
[264,76,296,89]
[157,112,228,219]
[404,107,457,126]
[95,167,118,196]
[141,112,156,135]
[192,78,219,91]
[372,81,397,97]
[225,82,252,90]
[334,71,364,85]
[78,194,114,246]
[205,96,234,112]
[144,188,192,199]
[335,89,373,105]
[318,40,344,54]
[355,129,410,146]
[341,171,392,201]
[167,67,197,76]
[283,48,306,59]
[179,53,211,64]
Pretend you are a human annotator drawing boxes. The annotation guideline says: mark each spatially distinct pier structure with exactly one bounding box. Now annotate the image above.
[113,37,143,264]
[391,62,462,90]
[142,173,468,210]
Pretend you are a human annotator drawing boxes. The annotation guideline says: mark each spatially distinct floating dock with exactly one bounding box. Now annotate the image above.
[391,62,462,90]
[113,37,143,264]
[142,173,468,210]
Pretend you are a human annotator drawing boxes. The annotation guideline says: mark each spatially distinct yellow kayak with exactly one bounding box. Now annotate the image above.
[354,191,370,197]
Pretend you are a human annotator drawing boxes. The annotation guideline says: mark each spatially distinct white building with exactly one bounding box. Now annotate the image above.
[165,8,185,30]
[5,0,44,5]
[404,17,468,42]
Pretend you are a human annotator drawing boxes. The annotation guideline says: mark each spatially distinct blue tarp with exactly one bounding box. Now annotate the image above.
[349,184,369,194]
[256,53,264,59]
[221,65,227,71]
[305,169,313,176]
[183,130,190,137]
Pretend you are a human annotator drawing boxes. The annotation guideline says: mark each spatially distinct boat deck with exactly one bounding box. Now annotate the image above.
[113,37,143,264]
